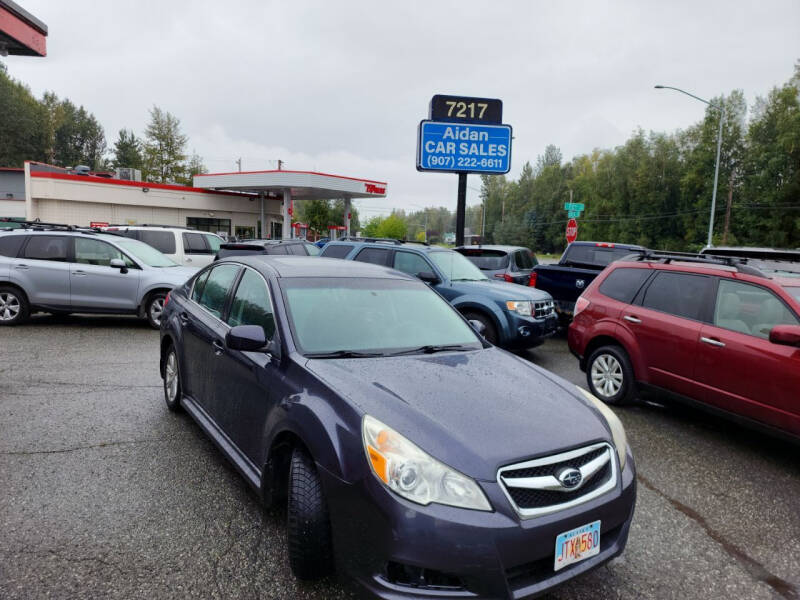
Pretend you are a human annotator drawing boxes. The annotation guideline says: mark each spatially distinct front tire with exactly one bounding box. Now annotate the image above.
[146,292,167,329]
[287,448,333,580]
[0,286,29,326]
[462,310,498,345]
[586,345,636,405]
[163,346,182,412]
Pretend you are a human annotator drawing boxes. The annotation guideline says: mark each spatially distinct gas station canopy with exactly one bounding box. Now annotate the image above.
[0,1,47,57]
[194,169,387,239]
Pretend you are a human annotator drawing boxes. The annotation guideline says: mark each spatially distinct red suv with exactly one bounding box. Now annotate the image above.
[568,252,800,438]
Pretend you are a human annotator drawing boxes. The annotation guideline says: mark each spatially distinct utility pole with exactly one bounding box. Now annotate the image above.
[236,158,242,172]
[277,159,284,171]
[722,176,734,246]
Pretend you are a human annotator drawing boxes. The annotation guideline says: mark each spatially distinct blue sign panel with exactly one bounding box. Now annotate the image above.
[417,120,512,174]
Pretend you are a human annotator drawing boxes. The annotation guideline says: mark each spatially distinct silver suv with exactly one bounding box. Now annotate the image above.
[0,226,195,328]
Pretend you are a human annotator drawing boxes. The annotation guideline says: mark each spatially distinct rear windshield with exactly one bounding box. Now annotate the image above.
[457,248,509,270]
[563,245,639,267]
[216,246,265,259]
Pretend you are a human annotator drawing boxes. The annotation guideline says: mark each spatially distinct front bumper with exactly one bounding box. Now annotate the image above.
[321,448,636,599]
[503,312,559,349]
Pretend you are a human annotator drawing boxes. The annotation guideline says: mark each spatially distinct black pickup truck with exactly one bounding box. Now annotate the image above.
[531,241,644,323]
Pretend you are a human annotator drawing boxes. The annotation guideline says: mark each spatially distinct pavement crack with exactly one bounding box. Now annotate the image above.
[0,437,171,456]
[638,474,798,600]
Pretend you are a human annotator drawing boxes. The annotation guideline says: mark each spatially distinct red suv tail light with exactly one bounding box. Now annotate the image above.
[528,272,537,287]
[494,273,514,283]
[574,296,590,316]
[164,291,171,308]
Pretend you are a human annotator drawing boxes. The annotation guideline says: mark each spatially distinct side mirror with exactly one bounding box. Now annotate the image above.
[469,319,486,336]
[416,271,440,285]
[769,325,800,347]
[265,336,282,361]
[226,324,267,351]
[110,258,128,273]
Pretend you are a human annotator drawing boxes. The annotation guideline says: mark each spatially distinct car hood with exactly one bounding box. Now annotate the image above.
[145,265,196,286]
[304,347,611,481]
[444,279,551,302]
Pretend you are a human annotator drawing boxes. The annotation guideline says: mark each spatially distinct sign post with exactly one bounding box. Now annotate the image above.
[417,95,512,246]
[566,218,578,245]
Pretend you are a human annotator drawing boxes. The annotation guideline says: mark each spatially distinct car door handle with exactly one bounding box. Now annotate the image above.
[212,340,224,355]
[179,312,191,325]
[72,270,87,276]
[14,264,29,270]
[700,337,726,347]
[185,257,192,262]
[623,315,641,323]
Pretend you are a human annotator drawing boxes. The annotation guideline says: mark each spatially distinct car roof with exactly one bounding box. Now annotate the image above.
[324,240,445,253]
[216,255,418,280]
[455,245,530,252]
[569,241,645,249]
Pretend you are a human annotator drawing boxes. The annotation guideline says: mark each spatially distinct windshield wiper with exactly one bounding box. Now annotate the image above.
[304,350,385,359]
[451,278,485,282]
[385,344,477,356]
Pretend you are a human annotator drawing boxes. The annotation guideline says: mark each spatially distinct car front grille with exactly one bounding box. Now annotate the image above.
[498,443,617,518]
[534,300,555,319]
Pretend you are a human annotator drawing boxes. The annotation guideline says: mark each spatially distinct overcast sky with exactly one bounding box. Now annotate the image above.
[6,0,799,217]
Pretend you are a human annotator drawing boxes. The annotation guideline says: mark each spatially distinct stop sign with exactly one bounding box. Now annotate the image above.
[566,218,578,244]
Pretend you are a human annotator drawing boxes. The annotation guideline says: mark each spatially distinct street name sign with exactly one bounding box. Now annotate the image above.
[567,210,581,218]
[417,121,512,174]
[564,202,585,212]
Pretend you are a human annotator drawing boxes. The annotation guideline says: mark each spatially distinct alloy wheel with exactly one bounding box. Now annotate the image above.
[0,292,21,321]
[149,297,165,326]
[165,352,179,403]
[590,354,624,399]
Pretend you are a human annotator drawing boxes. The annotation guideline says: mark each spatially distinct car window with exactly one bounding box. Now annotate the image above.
[785,286,800,302]
[429,251,487,281]
[267,245,289,255]
[139,230,176,254]
[192,269,211,302]
[599,268,652,304]
[114,238,178,267]
[564,245,638,267]
[75,238,134,267]
[22,235,70,262]
[281,277,481,354]
[227,268,276,338]
[641,271,712,321]
[183,232,210,254]
[197,264,239,318]
[320,244,354,259]
[304,243,321,256]
[457,248,509,270]
[0,235,26,257]
[354,247,391,266]
[393,251,432,276]
[514,251,534,270]
[714,279,799,339]
[287,243,306,256]
[203,234,222,253]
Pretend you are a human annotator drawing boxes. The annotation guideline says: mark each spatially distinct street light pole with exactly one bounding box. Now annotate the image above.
[655,85,725,247]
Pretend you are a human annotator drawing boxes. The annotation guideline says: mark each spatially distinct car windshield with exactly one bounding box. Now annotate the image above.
[429,251,487,281]
[281,277,482,355]
[114,238,178,267]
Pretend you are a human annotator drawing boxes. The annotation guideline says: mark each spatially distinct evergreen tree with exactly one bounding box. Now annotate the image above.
[112,129,143,169]
[143,106,188,183]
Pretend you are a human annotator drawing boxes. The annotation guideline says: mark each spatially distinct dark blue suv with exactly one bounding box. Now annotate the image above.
[159,255,636,599]
[321,239,558,348]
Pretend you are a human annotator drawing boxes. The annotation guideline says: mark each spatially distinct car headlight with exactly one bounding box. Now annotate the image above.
[362,415,491,511]
[576,386,628,470]
[505,300,532,316]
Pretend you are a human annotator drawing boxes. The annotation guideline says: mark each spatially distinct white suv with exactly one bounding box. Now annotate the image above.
[103,226,223,269]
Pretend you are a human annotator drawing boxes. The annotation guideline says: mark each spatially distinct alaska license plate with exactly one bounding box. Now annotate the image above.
[554,520,601,571]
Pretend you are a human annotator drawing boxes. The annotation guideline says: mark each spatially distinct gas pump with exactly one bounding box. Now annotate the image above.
[328,225,347,241]
[292,223,309,239]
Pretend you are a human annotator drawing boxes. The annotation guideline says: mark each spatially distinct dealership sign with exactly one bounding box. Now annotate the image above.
[417,121,512,173]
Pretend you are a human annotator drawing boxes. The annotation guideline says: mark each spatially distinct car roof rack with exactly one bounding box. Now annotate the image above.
[633,250,766,278]
[7,220,85,232]
[337,236,430,246]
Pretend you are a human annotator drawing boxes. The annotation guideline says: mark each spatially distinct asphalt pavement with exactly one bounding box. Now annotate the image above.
[1,314,798,599]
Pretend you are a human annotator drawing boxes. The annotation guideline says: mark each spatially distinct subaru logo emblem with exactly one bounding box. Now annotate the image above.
[557,468,582,489]
[576,279,585,289]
